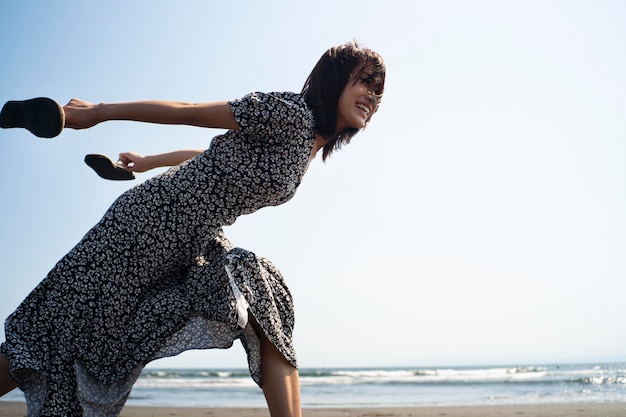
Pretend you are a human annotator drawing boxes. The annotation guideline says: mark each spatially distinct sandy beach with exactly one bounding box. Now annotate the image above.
[1,402,626,417]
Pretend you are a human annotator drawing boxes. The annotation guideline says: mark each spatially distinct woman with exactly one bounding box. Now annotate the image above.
[0,41,385,417]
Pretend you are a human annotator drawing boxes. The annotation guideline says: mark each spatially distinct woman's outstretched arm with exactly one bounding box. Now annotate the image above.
[118,149,205,172]
[63,99,239,131]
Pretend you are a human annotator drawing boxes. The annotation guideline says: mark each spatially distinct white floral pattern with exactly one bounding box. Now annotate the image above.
[1,92,315,416]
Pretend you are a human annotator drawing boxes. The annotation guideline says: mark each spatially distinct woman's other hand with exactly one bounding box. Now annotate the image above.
[63,99,102,129]
[118,152,153,173]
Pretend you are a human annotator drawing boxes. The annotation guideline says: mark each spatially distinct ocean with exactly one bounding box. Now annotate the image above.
[2,362,625,408]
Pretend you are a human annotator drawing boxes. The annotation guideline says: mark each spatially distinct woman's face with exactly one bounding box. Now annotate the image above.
[336,67,377,132]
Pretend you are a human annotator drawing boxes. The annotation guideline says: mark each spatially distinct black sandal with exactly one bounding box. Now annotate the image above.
[84,154,135,181]
[0,97,65,138]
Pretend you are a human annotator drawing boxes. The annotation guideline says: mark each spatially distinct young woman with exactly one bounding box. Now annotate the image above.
[0,41,385,417]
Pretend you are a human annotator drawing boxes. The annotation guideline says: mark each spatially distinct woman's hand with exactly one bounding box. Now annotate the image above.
[118,152,154,173]
[63,98,103,129]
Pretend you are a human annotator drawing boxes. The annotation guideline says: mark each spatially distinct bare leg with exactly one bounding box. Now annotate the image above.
[0,353,17,396]
[249,313,302,417]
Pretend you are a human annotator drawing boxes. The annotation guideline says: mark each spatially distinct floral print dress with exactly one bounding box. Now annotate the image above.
[0,92,316,416]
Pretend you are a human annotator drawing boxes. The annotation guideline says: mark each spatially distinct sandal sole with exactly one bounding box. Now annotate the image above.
[0,97,64,138]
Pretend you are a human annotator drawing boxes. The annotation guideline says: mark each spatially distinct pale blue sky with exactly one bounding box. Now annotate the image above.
[1,0,625,370]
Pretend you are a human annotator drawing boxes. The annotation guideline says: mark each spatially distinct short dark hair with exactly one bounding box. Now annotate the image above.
[302,41,386,160]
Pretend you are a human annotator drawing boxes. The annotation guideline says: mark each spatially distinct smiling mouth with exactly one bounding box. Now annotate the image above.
[356,102,371,116]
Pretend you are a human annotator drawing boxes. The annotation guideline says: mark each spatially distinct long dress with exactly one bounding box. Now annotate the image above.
[0,91,316,416]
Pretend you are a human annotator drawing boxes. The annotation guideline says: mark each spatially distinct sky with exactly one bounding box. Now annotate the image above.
[0,0,625,371]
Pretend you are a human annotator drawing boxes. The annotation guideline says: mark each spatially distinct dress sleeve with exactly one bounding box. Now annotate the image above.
[228,92,314,144]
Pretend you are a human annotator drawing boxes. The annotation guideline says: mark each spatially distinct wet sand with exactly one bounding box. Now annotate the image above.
[1,401,626,417]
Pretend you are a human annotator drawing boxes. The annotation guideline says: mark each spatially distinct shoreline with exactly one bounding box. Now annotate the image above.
[1,401,626,417]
